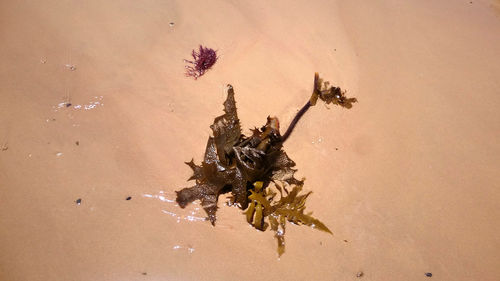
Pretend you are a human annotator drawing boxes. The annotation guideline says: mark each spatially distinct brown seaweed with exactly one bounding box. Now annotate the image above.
[175,73,356,255]
[246,181,332,256]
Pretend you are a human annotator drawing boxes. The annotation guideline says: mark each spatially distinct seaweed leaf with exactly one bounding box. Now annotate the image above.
[210,85,241,165]
[245,181,332,256]
[311,72,357,108]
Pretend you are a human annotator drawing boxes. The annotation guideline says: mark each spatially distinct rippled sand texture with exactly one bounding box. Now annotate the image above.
[1,0,499,280]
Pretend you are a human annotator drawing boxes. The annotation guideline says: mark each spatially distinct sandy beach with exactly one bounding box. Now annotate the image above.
[1,0,499,280]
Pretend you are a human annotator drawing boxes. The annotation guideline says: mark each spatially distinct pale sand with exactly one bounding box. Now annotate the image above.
[0,0,499,280]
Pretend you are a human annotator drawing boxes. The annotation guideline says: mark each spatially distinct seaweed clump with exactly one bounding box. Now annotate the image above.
[175,73,356,255]
[184,45,218,79]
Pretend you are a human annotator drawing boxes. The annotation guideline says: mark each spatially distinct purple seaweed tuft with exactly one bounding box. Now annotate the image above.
[184,45,218,80]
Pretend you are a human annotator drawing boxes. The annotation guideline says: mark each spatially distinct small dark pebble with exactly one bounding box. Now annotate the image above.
[126,196,132,200]
[356,271,364,278]
[75,198,82,205]
[142,272,147,275]
[169,22,175,27]
[75,141,79,146]
[425,272,433,277]
[335,148,339,150]
[319,241,323,245]
[66,103,72,107]
[343,239,348,243]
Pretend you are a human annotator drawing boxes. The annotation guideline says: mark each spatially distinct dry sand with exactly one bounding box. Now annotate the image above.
[1,0,499,280]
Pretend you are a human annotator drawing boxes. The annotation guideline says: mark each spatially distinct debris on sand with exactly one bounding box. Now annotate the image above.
[184,45,218,79]
[65,64,76,71]
[175,73,357,255]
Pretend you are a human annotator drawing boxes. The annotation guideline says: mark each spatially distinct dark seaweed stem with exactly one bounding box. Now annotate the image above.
[281,73,320,143]
[281,101,311,143]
